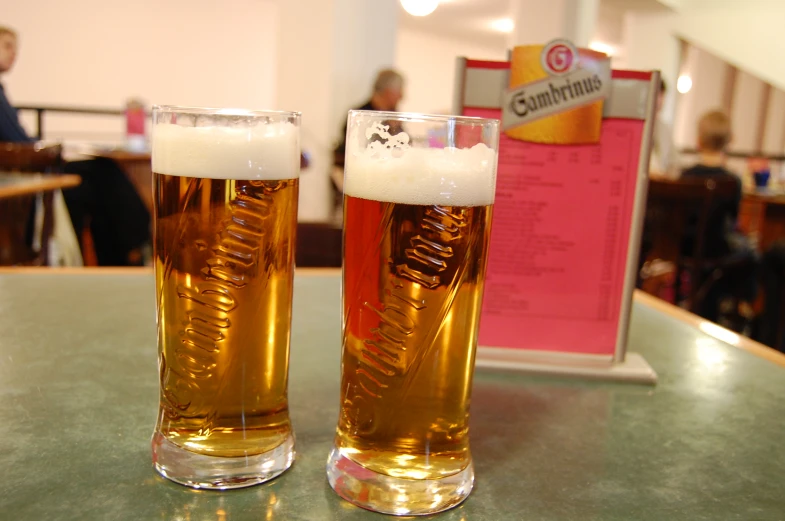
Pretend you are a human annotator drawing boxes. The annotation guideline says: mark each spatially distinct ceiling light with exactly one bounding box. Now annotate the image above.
[490,18,514,33]
[400,0,439,17]
[589,41,616,56]
[677,74,692,94]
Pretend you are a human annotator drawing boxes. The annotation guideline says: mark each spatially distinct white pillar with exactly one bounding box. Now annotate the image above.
[762,88,785,155]
[507,0,599,48]
[330,0,399,137]
[275,0,335,222]
[275,0,398,222]
[730,70,766,152]
[621,12,680,124]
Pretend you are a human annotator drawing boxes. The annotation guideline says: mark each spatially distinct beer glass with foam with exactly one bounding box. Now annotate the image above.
[326,111,499,515]
[151,106,300,489]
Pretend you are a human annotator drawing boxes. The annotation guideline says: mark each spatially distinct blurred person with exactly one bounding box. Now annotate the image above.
[0,27,25,141]
[754,240,785,352]
[649,79,677,178]
[330,69,405,217]
[680,109,758,323]
[0,26,149,266]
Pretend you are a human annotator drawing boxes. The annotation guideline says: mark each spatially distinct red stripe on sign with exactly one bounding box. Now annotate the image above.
[463,105,502,110]
[611,69,652,80]
[466,59,510,70]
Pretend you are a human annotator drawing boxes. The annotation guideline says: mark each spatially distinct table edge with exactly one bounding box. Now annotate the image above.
[634,289,785,369]
[0,174,81,199]
[743,191,785,202]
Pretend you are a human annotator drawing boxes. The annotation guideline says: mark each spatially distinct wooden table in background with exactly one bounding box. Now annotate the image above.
[0,174,82,265]
[739,191,785,251]
[0,173,81,199]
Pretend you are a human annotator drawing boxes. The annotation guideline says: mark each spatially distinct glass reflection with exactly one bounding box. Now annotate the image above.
[695,337,729,374]
[159,484,283,520]
[698,321,740,346]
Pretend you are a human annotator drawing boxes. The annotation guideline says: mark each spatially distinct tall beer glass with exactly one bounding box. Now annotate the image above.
[151,106,300,489]
[327,111,499,515]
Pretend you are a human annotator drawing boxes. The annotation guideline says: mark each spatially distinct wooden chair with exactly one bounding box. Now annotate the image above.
[642,177,755,321]
[0,142,63,265]
[296,222,342,267]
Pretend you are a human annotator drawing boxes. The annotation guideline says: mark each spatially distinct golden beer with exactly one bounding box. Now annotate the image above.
[151,107,300,489]
[153,175,298,457]
[327,111,499,515]
[338,196,492,477]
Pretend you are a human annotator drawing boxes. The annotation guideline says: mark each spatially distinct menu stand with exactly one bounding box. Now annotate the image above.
[454,44,658,384]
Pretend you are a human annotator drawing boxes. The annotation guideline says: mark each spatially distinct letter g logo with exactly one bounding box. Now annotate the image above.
[541,39,578,76]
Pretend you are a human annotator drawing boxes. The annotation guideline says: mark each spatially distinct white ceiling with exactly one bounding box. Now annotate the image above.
[397,0,673,49]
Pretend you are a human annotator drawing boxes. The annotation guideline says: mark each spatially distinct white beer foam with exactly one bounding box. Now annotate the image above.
[152,122,299,180]
[344,126,496,207]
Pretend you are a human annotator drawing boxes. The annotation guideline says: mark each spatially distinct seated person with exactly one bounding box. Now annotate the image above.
[0,25,149,266]
[680,110,758,323]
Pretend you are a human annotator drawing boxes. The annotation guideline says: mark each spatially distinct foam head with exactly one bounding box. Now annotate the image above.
[152,117,300,180]
[344,121,497,207]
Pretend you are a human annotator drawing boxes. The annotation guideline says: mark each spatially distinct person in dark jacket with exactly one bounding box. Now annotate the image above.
[332,69,405,170]
[0,26,149,265]
[681,110,758,323]
[330,69,405,217]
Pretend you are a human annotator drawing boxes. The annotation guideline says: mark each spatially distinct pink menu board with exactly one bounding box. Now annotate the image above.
[458,59,655,358]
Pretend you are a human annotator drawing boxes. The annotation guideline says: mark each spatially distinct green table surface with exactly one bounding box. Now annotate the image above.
[1,272,784,521]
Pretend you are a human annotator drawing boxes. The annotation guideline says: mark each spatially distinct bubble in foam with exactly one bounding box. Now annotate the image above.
[344,123,497,207]
[152,122,300,180]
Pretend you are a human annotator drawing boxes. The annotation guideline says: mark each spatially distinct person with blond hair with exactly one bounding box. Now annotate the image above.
[0,25,150,265]
[681,110,741,256]
[0,26,28,141]
[681,109,758,323]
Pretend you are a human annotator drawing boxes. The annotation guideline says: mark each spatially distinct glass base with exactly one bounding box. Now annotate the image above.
[151,431,295,490]
[326,446,474,516]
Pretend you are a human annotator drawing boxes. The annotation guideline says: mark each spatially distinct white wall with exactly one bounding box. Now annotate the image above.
[673,45,729,149]
[729,70,766,152]
[622,11,680,124]
[3,0,278,142]
[275,0,335,222]
[594,1,625,66]
[330,0,398,139]
[394,27,506,115]
[622,0,785,109]
[673,0,785,92]
[508,0,598,48]
[762,88,785,155]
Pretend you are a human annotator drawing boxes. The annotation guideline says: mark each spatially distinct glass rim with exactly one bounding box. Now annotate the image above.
[348,109,499,126]
[349,109,500,125]
[153,105,301,118]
